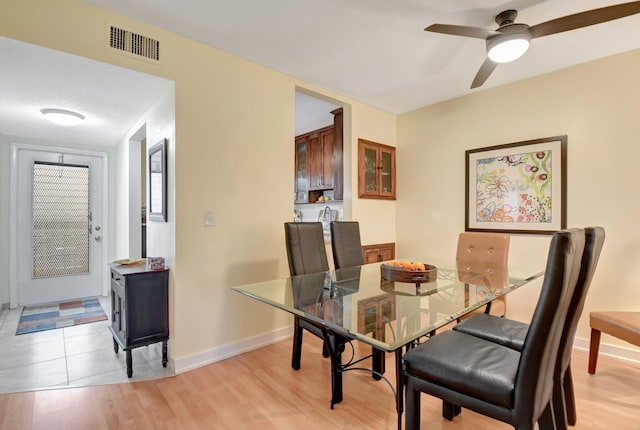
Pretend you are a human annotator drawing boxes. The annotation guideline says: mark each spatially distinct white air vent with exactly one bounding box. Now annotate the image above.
[109,26,159,61]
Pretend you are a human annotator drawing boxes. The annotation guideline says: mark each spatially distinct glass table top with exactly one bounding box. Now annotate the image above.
[232,259,543,352]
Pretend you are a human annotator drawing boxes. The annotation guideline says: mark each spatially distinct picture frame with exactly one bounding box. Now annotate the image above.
[465,136,567,234]
[148,138,167,222]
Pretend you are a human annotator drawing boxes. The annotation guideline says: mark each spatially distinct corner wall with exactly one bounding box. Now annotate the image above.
[397,49,640,355]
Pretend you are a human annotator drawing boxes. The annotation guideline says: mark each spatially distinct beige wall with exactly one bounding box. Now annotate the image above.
[0,0,397,365]
[397,49,640,352]
[5,0,634,367]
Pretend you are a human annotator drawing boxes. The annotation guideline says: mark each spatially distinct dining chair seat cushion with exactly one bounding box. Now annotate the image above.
[454,313,528,351]
[403,330,520,408]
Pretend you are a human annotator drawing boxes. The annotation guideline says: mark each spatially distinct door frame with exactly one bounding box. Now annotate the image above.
[9,142,109,308]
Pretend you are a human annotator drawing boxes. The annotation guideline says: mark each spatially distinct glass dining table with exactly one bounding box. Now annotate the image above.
[232,258,543,429]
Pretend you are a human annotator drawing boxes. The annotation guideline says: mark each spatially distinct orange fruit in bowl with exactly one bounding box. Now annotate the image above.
[412,262,426,271]
[399,260,413,270]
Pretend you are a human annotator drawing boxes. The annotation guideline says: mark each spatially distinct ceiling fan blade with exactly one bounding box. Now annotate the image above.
[425,24,500,39]
[471,58,498,89]
[529,1,640,38]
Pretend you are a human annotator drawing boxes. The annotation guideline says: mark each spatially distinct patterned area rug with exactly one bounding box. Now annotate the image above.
[15,297,107,335]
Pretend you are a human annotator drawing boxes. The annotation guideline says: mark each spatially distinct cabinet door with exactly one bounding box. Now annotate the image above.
[295,138,308,203]
[320,129,334,189]
[358,139,396,199]
[308,133,323,190]
[363,248,381,264]
[126,272,169,344]
[308,130,334,191]
[362,243,396,263]
[378,146,395,198]
[359,141,380,197]
[111,275,126,344]
[378,244,395,262]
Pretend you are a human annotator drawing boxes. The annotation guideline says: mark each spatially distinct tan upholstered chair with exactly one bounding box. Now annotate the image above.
[588,311,640,374]
[456,232,510,317]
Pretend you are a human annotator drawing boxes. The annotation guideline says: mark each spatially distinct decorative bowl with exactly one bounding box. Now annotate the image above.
[380,262,438,284]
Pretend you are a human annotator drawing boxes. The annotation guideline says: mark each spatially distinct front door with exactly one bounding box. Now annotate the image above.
[14,147,105,306]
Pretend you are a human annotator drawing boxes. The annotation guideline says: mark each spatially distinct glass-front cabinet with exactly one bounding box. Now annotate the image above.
[358,139,396,199]
[295,139,308,203]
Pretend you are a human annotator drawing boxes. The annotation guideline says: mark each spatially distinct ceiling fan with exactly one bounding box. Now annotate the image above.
[424,1,640,89]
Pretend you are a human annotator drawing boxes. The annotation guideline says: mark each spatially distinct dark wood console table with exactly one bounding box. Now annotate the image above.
[109,263,169,377]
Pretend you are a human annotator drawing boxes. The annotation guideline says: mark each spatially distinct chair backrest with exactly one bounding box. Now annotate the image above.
[330,221,365,269]
[456,232,510,266]
[514,228,585,426]
[557,226,605,373]
[284,222,329,276]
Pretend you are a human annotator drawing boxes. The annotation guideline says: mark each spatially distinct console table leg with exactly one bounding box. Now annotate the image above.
[113,338,119,354]
[126,350,133,378]
[162,340,168,367]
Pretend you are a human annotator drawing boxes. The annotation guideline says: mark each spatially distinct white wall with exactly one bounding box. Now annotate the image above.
[0,134,10,307]
[113,136,130,259]
[113,89,175,263]
[397,49,640,356]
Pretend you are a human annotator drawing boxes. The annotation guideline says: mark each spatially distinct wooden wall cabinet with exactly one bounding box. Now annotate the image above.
[308,127,334,190]
[358,139,396,200]
[362,242,395,264]
[109,264,169,378]
[294,108,343,203]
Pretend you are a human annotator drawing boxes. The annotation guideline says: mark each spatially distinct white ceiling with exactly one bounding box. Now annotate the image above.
[2,1,639,147]
[295,93,339,136]
[0,37,173,147]
[84,0,640,114]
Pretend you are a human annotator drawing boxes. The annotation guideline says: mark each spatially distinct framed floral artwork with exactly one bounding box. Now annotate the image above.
[465,136,567,234]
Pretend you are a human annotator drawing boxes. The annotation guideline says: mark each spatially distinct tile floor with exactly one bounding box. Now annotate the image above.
[0,296,173,394]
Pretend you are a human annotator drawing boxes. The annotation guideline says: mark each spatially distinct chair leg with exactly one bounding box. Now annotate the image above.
[563,365,577,426]
[292,318,303,370]
[322,342,330,358]
[588,328,601,374]
[537,401,556,430]
[405,378,421,430]
[442,401,460,421]
[552,372,567,430]
[372,347,385,380]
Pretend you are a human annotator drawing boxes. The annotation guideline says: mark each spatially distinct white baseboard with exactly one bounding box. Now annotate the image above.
[170,330,640,376]
[573,336,640,365]
[172,326,293,375]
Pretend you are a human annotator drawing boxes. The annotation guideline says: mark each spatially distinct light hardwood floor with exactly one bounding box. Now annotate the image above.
[1,335,638,429]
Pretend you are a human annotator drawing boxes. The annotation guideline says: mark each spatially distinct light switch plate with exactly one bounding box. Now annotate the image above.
[204,209,216,226]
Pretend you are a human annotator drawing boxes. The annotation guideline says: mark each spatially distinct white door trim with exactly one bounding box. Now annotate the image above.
[9,142,109,308]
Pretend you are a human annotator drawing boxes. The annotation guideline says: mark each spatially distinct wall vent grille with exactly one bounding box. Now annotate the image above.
[109,26,159,61]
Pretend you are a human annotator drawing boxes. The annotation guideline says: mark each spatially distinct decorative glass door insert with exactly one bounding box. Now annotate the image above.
[32,161,90,278]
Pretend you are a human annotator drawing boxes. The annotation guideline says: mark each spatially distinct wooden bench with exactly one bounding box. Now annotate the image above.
[588,311,640,374]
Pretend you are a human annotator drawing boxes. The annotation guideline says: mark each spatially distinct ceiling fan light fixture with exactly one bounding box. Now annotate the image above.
[40,108,85,126]
[486,33,530,63]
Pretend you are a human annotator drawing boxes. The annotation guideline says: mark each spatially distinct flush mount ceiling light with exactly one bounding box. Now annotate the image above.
[40,108,85,126]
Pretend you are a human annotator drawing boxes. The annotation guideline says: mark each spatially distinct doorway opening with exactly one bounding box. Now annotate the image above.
[10,143,109,307]
[294,90,350,232]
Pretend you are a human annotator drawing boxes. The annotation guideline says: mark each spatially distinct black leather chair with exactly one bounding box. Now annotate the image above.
[284,222,331,370]
[453,226,605,430]
[330,221,386,378]
[402,228,586,430]
[330,221,365,268]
